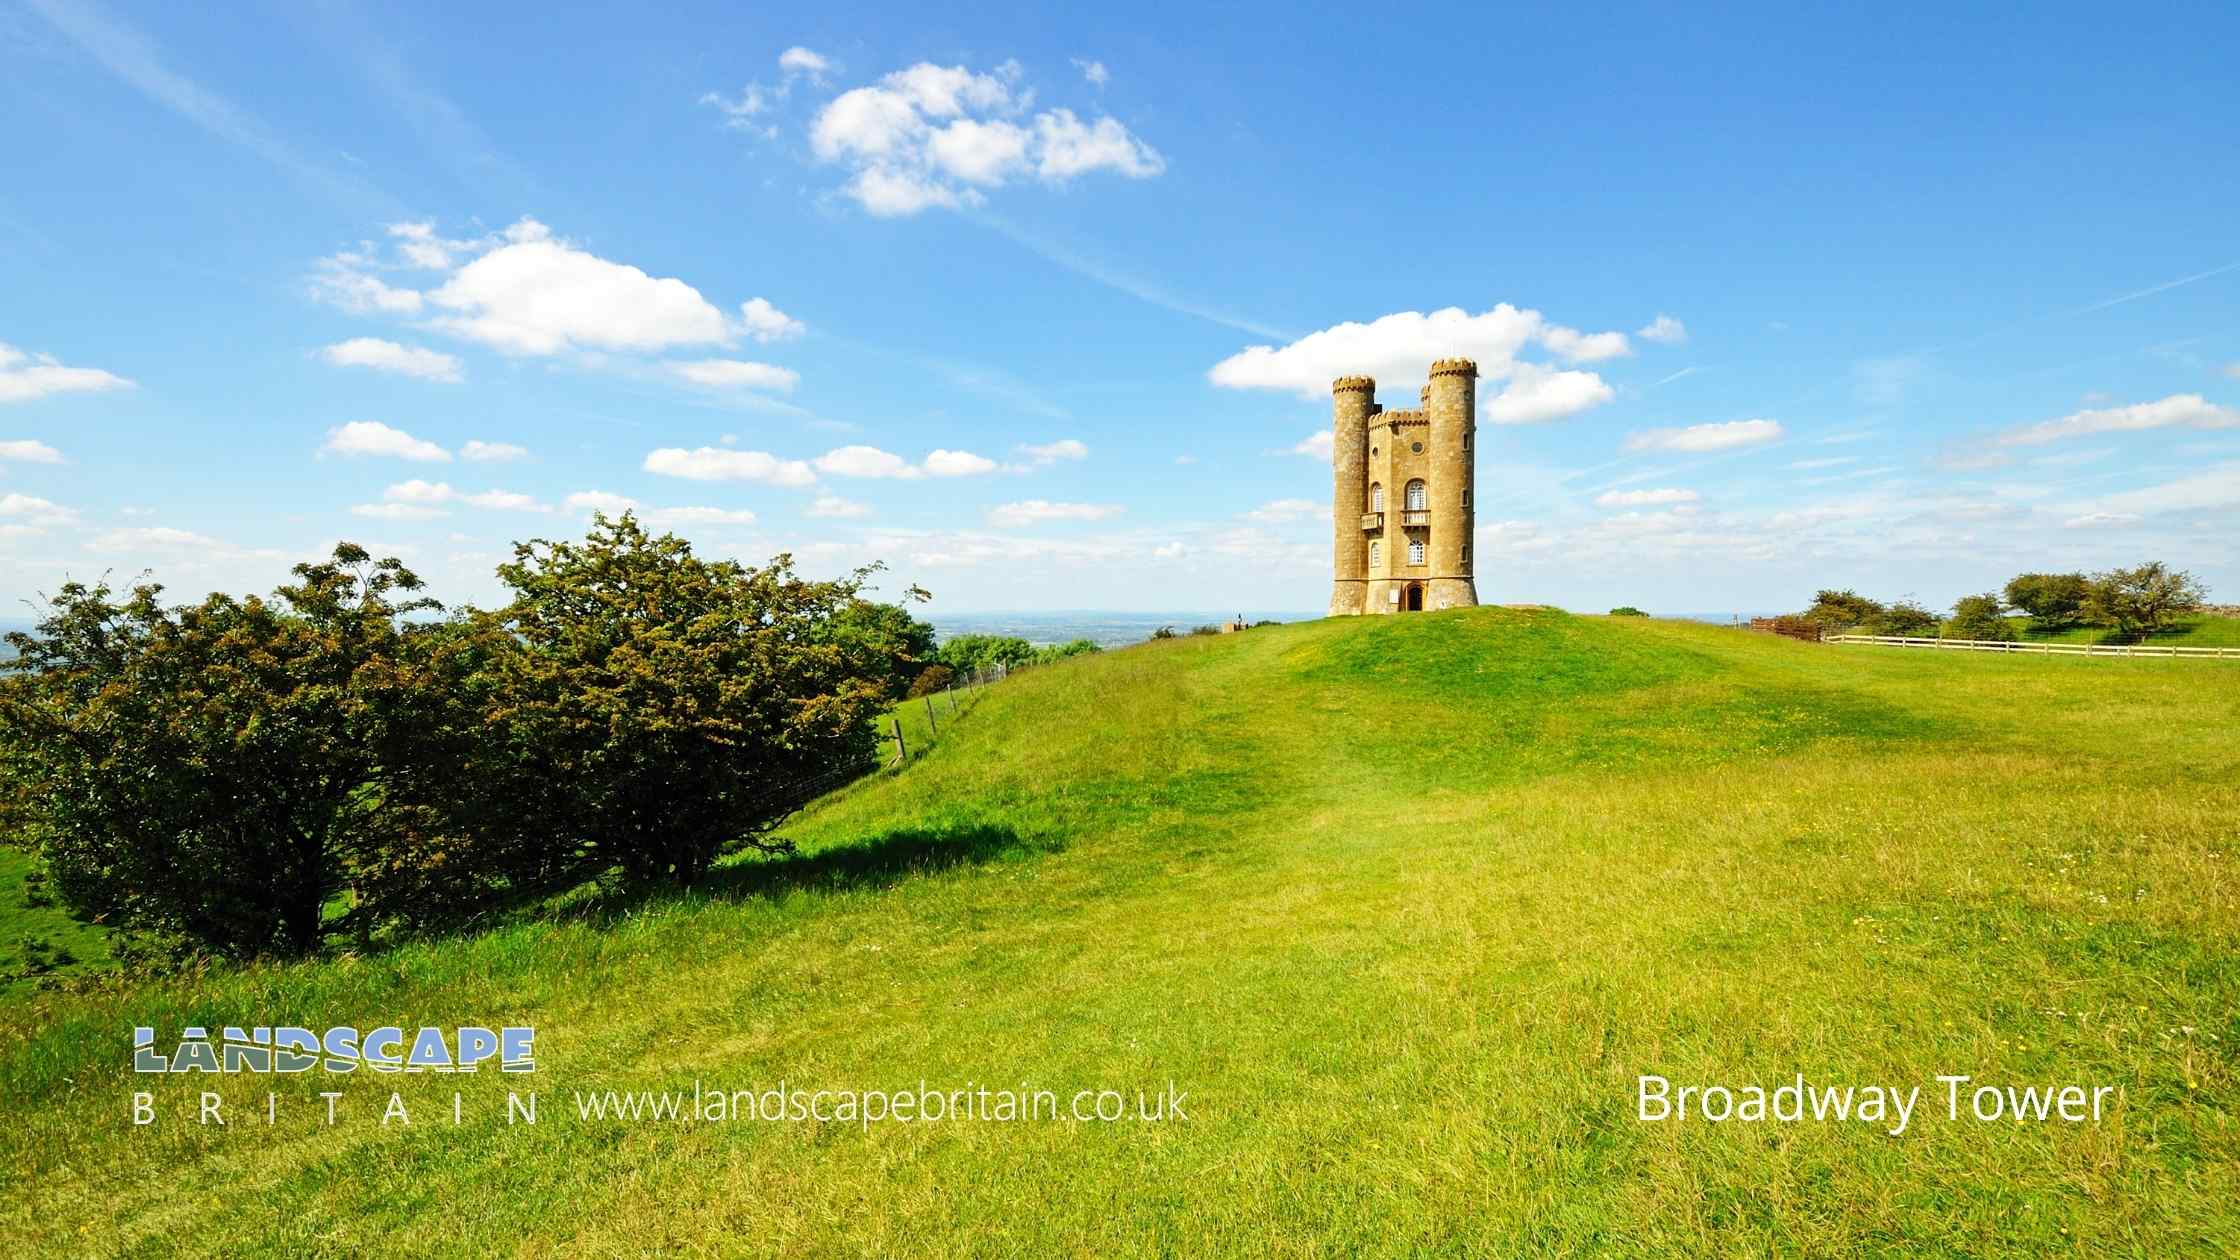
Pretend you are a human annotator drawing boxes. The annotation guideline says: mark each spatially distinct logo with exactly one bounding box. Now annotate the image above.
[134,1025,535,1074]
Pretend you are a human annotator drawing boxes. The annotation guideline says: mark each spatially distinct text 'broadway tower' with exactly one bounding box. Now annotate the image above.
[1329,358,1478,616]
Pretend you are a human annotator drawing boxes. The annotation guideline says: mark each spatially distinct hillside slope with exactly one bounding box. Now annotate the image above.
[4,608,2238,1255]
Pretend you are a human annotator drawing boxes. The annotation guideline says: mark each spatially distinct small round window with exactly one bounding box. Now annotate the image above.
[1410,441,1424,453]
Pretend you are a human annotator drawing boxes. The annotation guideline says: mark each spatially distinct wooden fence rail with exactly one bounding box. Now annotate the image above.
[1825,634,2238,659]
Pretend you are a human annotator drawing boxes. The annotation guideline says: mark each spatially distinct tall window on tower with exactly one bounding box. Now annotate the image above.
[1370,484,1383,512]
[1405,480,1427,510]
[1369,540,1381,568]
[1407,538,1425,565]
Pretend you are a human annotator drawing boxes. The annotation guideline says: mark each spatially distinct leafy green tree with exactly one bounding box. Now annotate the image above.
[2083,562,2207,640]
[937,634,1037,677]
[905,663,955,698]
[2002,572,2089,630]
[1801,589,1884,630]
[0,546,441,958]
[442,514,890,891]
[826,594,937,701]
[1030,638,1101,665]
[1608,606,1649,617]
[1870,599,1941,637]
[1942,593,2016,641]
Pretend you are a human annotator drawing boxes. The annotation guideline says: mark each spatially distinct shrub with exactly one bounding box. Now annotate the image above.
[906,664,955,697]
[0,545,444,958]
[1942,594,2016,641]
[1030,639,1101,666]
[1609,606,1648,617]
[937,634,1037,678]
[1869,600,1940,637]
[1150,626,1177,640]
[826,595,937,701]
[1801,589,1884,632]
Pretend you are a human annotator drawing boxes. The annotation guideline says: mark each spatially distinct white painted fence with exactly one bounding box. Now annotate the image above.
[1824,634,2238,659]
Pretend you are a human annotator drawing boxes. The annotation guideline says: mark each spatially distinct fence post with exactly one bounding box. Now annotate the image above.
[891,717,906,765]
[924,694,938,736]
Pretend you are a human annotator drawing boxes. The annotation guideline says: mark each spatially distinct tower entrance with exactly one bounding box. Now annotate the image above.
[1404,583,1423,612]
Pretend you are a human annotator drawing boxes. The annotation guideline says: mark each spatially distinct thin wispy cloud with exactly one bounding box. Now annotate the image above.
[978,212,1291,339]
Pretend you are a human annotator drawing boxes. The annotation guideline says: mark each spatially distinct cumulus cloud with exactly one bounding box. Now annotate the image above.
[319,337,464,382]
[803,61,1163,216]
[1993,394,2240,447]
[426,222,731,355]
[376,480,549,512]
[564,490,640,515]
[310,251,425,314]
[1482,364,1615,425]
[808,494,871,518]
[2063,512,2143,529]
[321,420,451,462]
[668,359,800,391]
[0,439,64,464]
[1072,58,1110,87]
[986,499,1123,527]
[924,449,999,477]
[0,343,135,403]
[460,439,527,462]
[642,446,817,486]
[645,505,757,527]
[350,502,447,521]
[814,445,918,478]
[2062,462,2240,519]
[0,492,77,527]
[1623,419,1784,453]
[1637,314,1688,344]
[779,46,832,85]
[1207,305,1628,416]
[1594,488,1700,507]
[1244,498,1329,524]
[737,297,805,342]
[1016,438,1087,464]
[1286,430,1334,459]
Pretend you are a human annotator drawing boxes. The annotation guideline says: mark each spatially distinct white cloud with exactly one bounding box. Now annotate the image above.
[1207,305,1627,398]
[321,420,451,462]
[737,297,805,342]
[924,449,999,477]
[1287,430,1334,459]
[0,492,77,526]
[1072,58,1110,88]
[387,221,465,270]
[1172,454,1197,465]
[84,525,218,551]
[0,439,64,464]
[378,480,548,512]
[1994,394,2240,447]
[1623,419,1784,453]
[310,252,425,314]
[1595,488,1700,507]
[1637,314,1688,344]
[2062,512,2143,529]
[1016,438,1088,464]
[700,84,771,129]
[319,337,463,382]
[564,490,640,515]
[351,502,447,521]
[779,46,833,84]
[643,446,816,486]
[815,445,919,478]
[1788,456,1856,470]
[1244,498,1328,524]
[646,506,757,527]
[461,439,527,462]
[668,359,800,391]
[427,220,732,355]
[987,499,1123,527]
[2064,462,2240,519]
[808,494,871,518]
[803,62,1163,216]
[1482,364,1615,425]
[1153,541,1187,559]
[0,343,135,403]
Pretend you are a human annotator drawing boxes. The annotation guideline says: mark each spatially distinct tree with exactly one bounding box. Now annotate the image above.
[1031,638,1101,665]
[2083,562,2208,641]
[905,664,955,698]
[1870,599,1940,637]
[443,514,890,891]
[1942,593,2016,641]
[1801,589,1884,630]
[1608,606,1648,617]
[2002,572,2089,630]
[825,595,938,701]
[0,546,441,958]
[937,634,1037,678]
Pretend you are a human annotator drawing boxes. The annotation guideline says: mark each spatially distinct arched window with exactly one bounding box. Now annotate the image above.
[1369,540,1381,568]
[1461,487,1471,508]
[1405,480,1427,510]
[1369,483,1383,512]
[1408,538,1425,565]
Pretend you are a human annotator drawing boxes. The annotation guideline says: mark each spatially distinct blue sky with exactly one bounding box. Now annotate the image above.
[3,1,2236,616]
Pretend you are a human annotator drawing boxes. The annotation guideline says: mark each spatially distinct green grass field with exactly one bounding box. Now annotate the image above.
[2015,613,2240,647]
[4,609,2237,1256]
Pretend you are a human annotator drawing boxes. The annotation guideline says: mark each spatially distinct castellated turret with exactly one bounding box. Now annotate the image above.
[1328,358,1479,616]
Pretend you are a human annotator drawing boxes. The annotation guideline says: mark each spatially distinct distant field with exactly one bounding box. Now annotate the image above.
[4,609,2237,1255]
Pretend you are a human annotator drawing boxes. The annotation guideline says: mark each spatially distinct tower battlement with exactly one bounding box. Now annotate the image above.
[1327,360,1479,616]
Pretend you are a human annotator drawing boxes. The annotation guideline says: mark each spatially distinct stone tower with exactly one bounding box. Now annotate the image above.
[1328,358,1479,615]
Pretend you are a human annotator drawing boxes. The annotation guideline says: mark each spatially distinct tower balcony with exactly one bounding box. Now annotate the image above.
[1359,512,1383,530]
[1400,510,1431,527]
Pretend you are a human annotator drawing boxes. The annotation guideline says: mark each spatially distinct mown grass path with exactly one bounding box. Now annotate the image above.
[3,609,2236,1256]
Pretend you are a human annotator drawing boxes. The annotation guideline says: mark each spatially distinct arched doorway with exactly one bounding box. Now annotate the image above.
[1404,583,1424,611]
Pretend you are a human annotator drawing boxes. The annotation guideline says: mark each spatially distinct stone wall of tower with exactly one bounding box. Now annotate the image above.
[1328,377,1375,616]
[1425,358,1479,610]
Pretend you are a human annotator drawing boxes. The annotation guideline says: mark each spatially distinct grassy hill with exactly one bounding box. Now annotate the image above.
[3,608,2237,1255]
